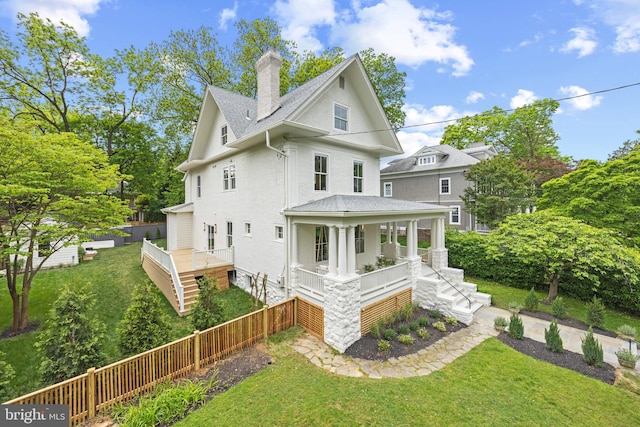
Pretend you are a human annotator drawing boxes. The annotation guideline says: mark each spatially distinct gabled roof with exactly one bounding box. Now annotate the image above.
[380,144,496,174]
[285,194,450,216]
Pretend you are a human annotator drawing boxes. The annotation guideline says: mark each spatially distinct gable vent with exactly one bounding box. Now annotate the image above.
[339,75,345,89]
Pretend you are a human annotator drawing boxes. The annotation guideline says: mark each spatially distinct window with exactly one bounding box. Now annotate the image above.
[314,154,327,191]
[38,240,50,258]
[221,124,228,145]
[383,182,392,197]
[196,175,201,197]
[450,206,461,225]
[353,161,363,193]
[223,165,236,190]
[339,75,345,89]
[418,155,436,165]
[245,222,251,236]
[275,225,284,240]
[315,226,328,262]
[355,225,365,254]
[226,222,233,247]
[207,225,215,250]
[334,104,348,131]
[440,177,450,195]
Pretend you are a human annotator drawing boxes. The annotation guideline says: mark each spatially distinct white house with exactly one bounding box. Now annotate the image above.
[143,50,489,352]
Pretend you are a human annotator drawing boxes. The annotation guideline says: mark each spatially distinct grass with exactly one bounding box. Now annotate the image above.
[470,276,640,333]
[176,337,640,426]
[0,241,255,400]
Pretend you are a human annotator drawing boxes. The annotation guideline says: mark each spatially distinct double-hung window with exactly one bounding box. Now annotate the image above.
[275,225,284,241]
[355,225,365,254]
[440,177,451,195]
[450,206,461,225]
[353,161,363,193]
[314,154,327,191]
[207,225,215,250]
[334,104,348,131]
[221,124,228,145]
[226,222,233,247]
[383,182,392,197]
[196,175,202,197]
[223,165,236,190]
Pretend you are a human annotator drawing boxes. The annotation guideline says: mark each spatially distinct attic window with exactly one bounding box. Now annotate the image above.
[418,155,436,166]
[334,104,348,131]
[339,75,345,89]
[221,124,228,145]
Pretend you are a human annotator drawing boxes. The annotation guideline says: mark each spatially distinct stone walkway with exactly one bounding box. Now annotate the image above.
[292,306,638,379]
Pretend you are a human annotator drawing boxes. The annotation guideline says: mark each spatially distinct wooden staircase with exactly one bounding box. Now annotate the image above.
[178,272,199,315]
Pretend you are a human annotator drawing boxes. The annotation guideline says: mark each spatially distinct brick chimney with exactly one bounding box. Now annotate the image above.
[256,49,282,121]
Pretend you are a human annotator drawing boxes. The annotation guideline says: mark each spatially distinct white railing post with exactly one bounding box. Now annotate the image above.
[141,239,184,313]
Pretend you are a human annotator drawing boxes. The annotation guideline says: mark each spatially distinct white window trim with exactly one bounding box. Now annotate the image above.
[221,123,228,145]
[334,103,349,132]
[450,205,461,225]
[314,153,329,192]
[244,222,252,237]
[223,164,236,191]
[274,225,284,242]
[383,182,392,197]
[196,175,201,198]
[418,155,436,165]
[439,177,451,195]
[353,160,364,193]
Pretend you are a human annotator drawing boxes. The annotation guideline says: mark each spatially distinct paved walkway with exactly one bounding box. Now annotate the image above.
[292,306,638,379]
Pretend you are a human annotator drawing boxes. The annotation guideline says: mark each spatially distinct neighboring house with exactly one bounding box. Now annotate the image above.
[142,50,489,352]
[380,143,497,233]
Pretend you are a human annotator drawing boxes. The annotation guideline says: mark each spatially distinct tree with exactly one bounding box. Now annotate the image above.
[36,287,106,383]
[608,130,640,160]
[117,281,171,357]
[461,156,537,227]
[190,275,227,331]
[538,151,640,247]
[0,115,131,332]
[485,211,640,303]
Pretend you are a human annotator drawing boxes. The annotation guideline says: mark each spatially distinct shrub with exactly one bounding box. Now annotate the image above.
[433,321,446,332]
[545,320,563,353]
[508,313,524,339]
[494,316,508,329]
[144,230,150,240]
[190,275,227,331]
[418,317,430,327]
[376,256,396,269]
[384,329,397,341]
[582,328,603,367]
[444,316,458,325]
[377,340,391,352]
[398,334,414,345]
[508,301,522,313]
[117,281,171,357]
[0,351,15,402]
[585,297,606,329]
[615,349,639,366]
[417,328,430,340]
[429,310,442,319]
[400,303,415,322]
[524,288,539,311]
[551,297,567,319]
[155,227,161,239]
[369,322,382,339]
[363,264,375,273]
[397,324,410,335]
[409,321,419,331]
[616,324,637,340]
[36,287,106,383]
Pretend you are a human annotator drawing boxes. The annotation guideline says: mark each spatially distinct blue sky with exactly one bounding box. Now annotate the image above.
[1,0,639,162]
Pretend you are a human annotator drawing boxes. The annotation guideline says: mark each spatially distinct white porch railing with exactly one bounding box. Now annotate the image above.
[142,239,184,313]
[360,262,410,306]
[297,268,325,303]
[399,245,429,259]
[191,247,234,270]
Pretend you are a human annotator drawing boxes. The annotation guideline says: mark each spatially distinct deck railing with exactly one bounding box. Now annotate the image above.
[141,239,184,312]
[296,268,325,304]
[4,299,297,426]
[191,247,234,270]
[360,262,409,306]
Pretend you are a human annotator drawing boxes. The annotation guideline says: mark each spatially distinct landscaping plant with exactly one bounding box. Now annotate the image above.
[544,320,563,353]
[416,328,430,340]
[494,316,508,332]
[585,296,606,329]
[433,321,446,332]
[377,340,391,352]
[551,297,567,319]
[418,316,430,327]
[508,313,524,339]
[190,275,227,331]
[581,328,604,367]
[384,329,397,341]
[398,334,414,346]
[397,324,410,335]
[369,322,382,339]
[117,281,171,357]
[445,316,458,325]
[524,287,538,311]
[615,349,639,369]
[409,321,419,331]
[0,351,15,402]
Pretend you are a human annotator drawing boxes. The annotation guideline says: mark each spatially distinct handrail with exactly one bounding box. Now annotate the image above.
[427,264,472,309]
[142,239,185,313]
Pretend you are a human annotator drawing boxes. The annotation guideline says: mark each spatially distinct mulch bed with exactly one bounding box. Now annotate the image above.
[0,322,39,339]
[520,309,617,338]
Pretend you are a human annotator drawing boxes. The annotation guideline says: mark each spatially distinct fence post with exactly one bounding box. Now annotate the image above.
[87,368,96,419]
[193,330,200,372]
[293,297,298,326]
[263,305,269,339]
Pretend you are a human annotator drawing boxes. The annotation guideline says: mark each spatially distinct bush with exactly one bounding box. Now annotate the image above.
[190,275,227,331]
[444,316,458,325]
[377,340,391,352]
[36,287,106,383]
[551,297,567,319]
[494,316,508,329]
[0,351,15,402]
[409,321,419,331]
[508,313,524,339]
[585,297,606,329]
[417,328,430,340]
[545,320,563,353]
[582,328,604,367]
[397,324,410,335]
[400,303,416,322]
[524,288,539,311]
[117,281,171,357]
[398,334,414,345]
[433,321,446,332]
[384,329,397,341]
[369,322,382,339]
[429,310,442,319]
[418,317,430,327]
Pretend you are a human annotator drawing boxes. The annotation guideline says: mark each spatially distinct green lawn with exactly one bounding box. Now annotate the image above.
[177,337,640,426]
[0,241,253,400]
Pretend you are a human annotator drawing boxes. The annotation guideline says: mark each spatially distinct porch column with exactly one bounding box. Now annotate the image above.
[291,223,299,266]
[393,221,398,245]
[430,217,448,270]
[328,225,337,276]
[347,225,356,275]
[386,222,391,243]
[338,226,347,277]
[407,220,415,258]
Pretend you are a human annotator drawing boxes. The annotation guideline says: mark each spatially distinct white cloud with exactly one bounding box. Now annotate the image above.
[465,91,484,104]
[510,89,538,109]
[559,85,603,110]
[0,0,106,36]
[578,0,640,53]
[219,2,237,30]
[272,0,337,52]
[560,27,598,57]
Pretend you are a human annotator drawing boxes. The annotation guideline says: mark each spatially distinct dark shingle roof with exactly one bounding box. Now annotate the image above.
[380,144,492,174]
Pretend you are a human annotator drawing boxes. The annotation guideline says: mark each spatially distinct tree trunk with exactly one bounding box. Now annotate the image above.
[10,289,20,332]
[545,275,559,304]
[20,287,30,330]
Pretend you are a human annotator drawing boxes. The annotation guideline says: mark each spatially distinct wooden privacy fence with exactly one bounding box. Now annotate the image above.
[360,288,412,335]
[4,299,296,426]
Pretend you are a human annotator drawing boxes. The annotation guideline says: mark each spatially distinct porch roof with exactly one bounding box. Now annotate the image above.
[283,195,451,222]
[161,202,194,214]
